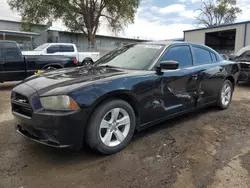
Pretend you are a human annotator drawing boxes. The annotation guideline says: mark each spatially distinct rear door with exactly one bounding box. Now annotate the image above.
[60,45,77,58]
[190,45,224,105]
[46,45,61,55]
[3,42,26,81]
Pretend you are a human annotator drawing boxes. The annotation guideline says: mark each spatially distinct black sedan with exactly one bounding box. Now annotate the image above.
[11,42,239,154]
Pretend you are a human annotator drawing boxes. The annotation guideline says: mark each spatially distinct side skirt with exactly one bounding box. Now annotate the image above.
[137,101,216,131]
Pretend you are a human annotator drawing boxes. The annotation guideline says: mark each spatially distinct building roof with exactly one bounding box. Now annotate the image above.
[49,29,149,42]
[163,38,184,41]
[0,30,40,37]
[0,19,46,27]
[184,20,250,33]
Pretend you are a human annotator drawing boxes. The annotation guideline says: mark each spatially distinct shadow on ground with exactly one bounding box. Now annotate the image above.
[19,105,218,166]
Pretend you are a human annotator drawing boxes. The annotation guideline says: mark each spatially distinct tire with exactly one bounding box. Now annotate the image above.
[85,99,136,155]
[217,80,233,110]
[45,66,57,71]
[82,59,93,66]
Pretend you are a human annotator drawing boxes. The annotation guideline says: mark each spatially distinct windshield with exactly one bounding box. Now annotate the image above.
[34,43,50,51]
[95,44,164,70]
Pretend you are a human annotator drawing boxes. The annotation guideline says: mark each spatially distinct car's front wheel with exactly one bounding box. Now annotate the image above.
[217,80,233,110]
[85,99,136,154]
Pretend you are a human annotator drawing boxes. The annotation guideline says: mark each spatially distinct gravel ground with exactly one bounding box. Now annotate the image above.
[0,82,249,188]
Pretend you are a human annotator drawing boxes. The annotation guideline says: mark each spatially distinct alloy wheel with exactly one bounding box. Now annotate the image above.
[99,108,130,147]
[221,83,232,106]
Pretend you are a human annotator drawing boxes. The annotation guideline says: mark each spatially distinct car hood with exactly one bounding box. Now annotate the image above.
[22,66,133,96]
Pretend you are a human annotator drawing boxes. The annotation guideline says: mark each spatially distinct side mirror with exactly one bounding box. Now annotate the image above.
[159,61,179,70]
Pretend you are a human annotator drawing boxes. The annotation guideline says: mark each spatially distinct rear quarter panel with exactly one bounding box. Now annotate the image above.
[78,52,100,62]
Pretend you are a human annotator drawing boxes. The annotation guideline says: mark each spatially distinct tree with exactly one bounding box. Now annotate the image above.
[8,0,140,48]
[195,0,242,27]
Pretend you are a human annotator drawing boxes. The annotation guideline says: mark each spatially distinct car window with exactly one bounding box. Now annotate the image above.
[95,44,163,70]
[160,45,193,68]
[61,45,74,52]
[193,47,212,64]
[47,45,60,54]
[211,52,217,62]
[4,42,22,59]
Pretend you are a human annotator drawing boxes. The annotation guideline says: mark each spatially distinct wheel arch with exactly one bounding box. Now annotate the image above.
[42,63,64,69]
[85,91,141,131]
[82,57,93,63]
[225,75,235,90]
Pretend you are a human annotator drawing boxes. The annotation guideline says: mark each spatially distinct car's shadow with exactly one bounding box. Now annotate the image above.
[133,106,218,141]
[0,82,19,91]
[24,105,219,165]
[25,141,105,166]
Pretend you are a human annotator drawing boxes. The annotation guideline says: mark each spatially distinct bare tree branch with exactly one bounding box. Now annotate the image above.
[195,0,242,27]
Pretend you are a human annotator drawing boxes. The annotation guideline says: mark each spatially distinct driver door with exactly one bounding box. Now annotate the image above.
[157,45,199,116]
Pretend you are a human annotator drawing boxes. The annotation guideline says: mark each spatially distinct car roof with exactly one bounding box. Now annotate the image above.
[44,43,76,45]
[140,41,216,51]
[138,41,221,57]
[140,41,208,48]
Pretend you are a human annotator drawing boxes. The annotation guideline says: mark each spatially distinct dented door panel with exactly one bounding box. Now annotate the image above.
[161,68,198,113]
[140,68,198,125]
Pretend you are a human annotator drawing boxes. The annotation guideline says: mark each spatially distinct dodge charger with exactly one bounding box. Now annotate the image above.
[11,42,239,154]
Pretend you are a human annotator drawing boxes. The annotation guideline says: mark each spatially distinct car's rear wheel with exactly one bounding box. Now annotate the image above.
[217,80,233,110]
[85,99,136,154]
[81,59,93,66]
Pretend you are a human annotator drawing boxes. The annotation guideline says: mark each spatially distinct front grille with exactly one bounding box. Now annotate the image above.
[11,92,33,118]
[11,92,29,104]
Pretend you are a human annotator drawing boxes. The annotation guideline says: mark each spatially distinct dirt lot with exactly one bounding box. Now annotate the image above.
[0,82,249,188]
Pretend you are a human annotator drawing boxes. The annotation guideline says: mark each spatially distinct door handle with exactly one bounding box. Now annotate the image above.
[192,74,198,80]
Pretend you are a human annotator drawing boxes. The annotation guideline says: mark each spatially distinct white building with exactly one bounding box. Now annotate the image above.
[184,21,250,54]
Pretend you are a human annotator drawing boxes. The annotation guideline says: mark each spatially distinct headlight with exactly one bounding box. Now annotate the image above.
[40,95,80,111]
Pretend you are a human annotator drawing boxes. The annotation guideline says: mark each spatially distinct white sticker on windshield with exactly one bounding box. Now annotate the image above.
[144,45,162,49]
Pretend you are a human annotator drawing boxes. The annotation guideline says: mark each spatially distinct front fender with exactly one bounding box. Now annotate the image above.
[70,86,137,109]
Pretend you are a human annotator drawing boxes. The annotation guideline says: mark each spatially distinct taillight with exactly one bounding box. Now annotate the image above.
[73,58,78,65]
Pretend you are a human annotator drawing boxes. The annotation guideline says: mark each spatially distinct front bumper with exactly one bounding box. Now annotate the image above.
[12,84,88,149]
[16,124,70,148]
[13,109,87,149]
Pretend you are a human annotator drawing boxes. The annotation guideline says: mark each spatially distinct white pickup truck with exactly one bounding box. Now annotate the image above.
[22,43,100,65]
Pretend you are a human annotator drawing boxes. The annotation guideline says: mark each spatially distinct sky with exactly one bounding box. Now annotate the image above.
[0,0,250,40]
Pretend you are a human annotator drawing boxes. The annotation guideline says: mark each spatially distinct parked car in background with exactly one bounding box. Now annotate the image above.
[12,42,239,155]
[229,46,250,82]
[22,43,100,65]
[0,40,77,83]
